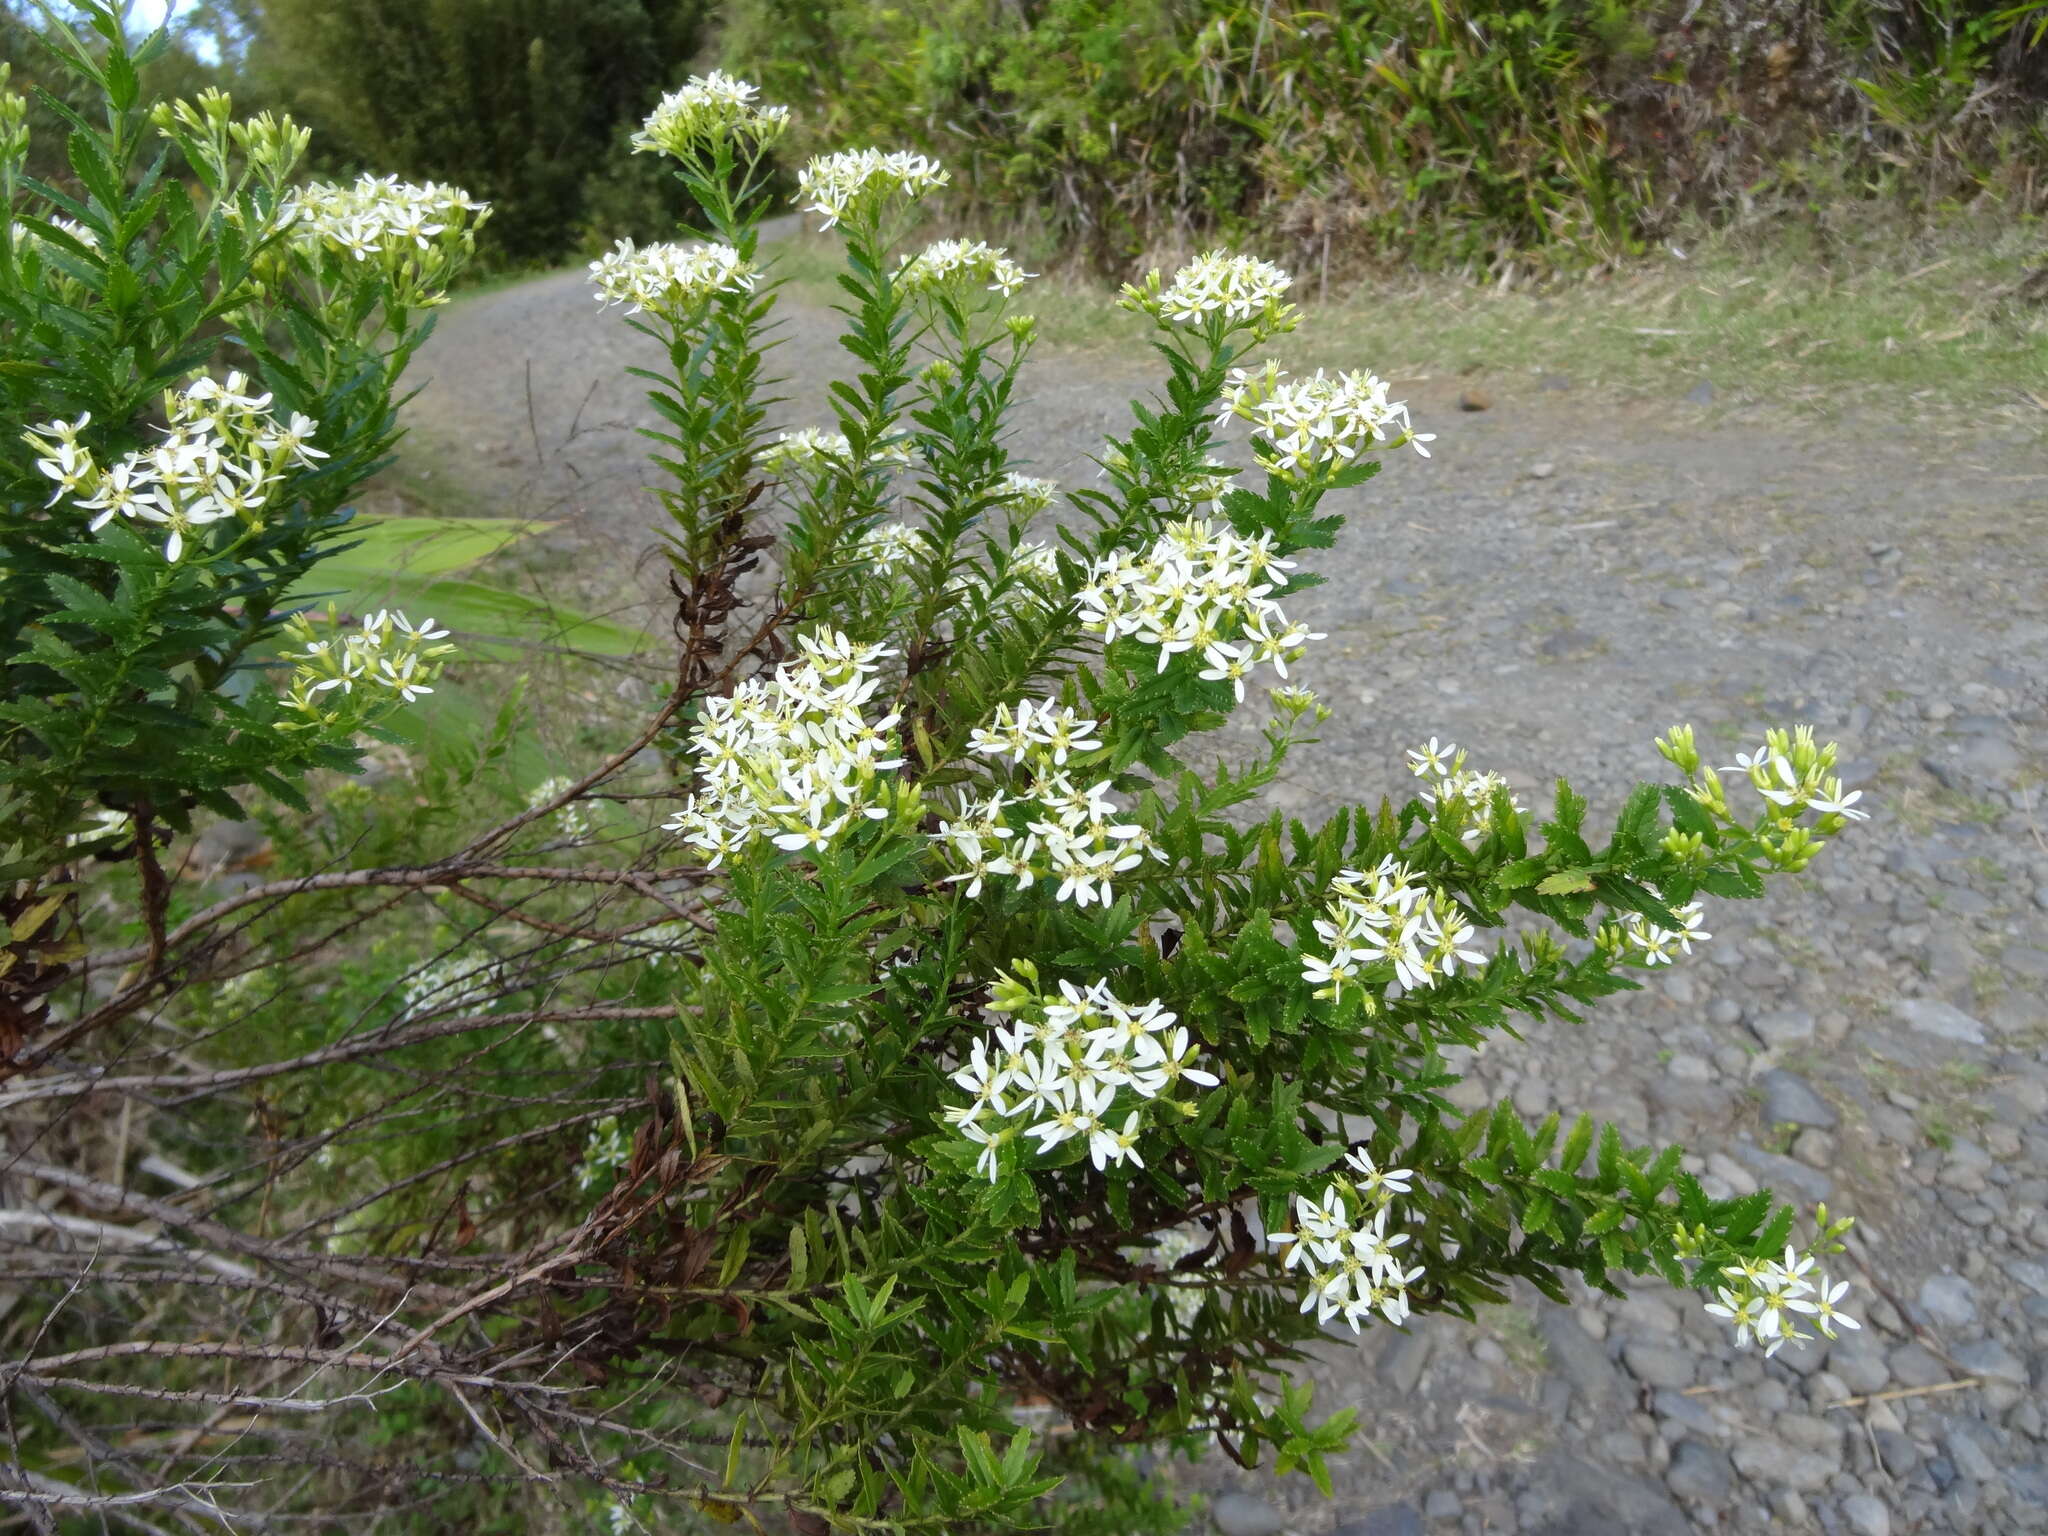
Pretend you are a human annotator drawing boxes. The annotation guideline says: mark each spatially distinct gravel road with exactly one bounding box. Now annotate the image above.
[410,256,2048,1536]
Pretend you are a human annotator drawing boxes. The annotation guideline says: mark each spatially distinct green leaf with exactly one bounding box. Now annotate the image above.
[1535,869,1596,894]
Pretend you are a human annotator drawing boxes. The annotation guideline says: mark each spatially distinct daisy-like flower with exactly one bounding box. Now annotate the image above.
[1405,738,1526,845]
[1299,855,1477,1002]
[283,174,488,305]
[631,71,790,157]
[277,608,455,730]
[1274,1171,1426,1334]
[940,968,1216,1182]
[662,630,906,865]
[896,237,1033,299]
[1075,516,1320,695]
[1607,884,1712,969]
[29,377,328,563]
[1700,1246,1856,1356]
[797,148,949,232]
[1222,362,1429,478]
[588,238,755,318]
[1120,250,1299,340]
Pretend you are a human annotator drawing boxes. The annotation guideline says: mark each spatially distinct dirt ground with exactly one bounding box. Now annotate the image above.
[404,253,2048,1535]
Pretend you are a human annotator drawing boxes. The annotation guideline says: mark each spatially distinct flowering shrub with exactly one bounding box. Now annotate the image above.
[1,8,479,1051]
[5,26,1875,1535]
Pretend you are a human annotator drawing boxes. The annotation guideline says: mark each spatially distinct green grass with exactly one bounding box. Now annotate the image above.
[770,213,2047,430]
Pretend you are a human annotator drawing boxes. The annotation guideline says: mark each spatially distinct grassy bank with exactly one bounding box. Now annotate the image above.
[767,216,2046,430]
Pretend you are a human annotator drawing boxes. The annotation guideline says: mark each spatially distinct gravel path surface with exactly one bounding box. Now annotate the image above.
[411,263,2048,1536]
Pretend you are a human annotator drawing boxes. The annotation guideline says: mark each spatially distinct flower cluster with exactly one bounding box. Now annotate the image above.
[283,174,487,304]
[1076,517,1320,699]
[587,238,755,318]
[576,1115,634,1193]
[663,631,908,866]
[631,72,790,158]
[761,428,913,478]
[1601,886,1712,967]
[1272,1148,1427,1332]
[995,471,1060,516]
[527,776,595,841]
[1703,1247,1859,1358]
[1722,728,1869,823]
[1222,363,1432,479]
[1405,737,1527,845]
[24,375,328,562]
[276,608,455,730]
[1298,856,1485,1001]
[1655,724,1870,873]
[942,968,1218,1182]
[796,149,949,232]
[932,700,1164,908]
[896,238,1032,299]
[400,952,500,1022]
[1128,250,1296,329]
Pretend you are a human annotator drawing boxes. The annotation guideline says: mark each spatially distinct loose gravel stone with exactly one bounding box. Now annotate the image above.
[1841,1493,1892,1536]
[1891,998,1989,1044]
[1749,1008,1816,1049]
[1732,1437,1836,1493]
[1622,1340,1697,1391]
[1918,1273,1979,1329]
[1210,1491,1286,1536]
[1758,1069,1837,1129]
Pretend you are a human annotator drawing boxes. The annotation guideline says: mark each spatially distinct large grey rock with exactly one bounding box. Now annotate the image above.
[1622,1339,1697,1391]
[1539,1307,1624,1407]
[1758,1070,1838,1129]
[1749,1009,1816,1049]
[1666,1438,1734,1502]
[1210,1492,1286,1536]
[1891,998,1988,1044]
[1376,1328,1430,1395]
[1918,1273,1978,1329]
[1841,1492,1892,1536]
[1950,1337,2026,1384]
[1333,1505,1423,1536]
[1827,1334,1891,1394]
[1732,1436,1837,1492]
[1888,1341,1950,1388]
[1517,1453,1690,1536]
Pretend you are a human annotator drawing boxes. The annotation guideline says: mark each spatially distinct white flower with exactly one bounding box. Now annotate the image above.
[943,970,1215,1179]
[588,238,755,318]
[1221,363,1426,479]
[796,148,948,231]
[1275,1175,1425,1333]
[897,238,1032,298]
[1343,1147,1414,1202]
[632,72,789,157]
[576,1115,633,1193]
[1702,1248,1855,1356]
[278,607,456,729]
[1612,885,1712,968]
[663,630,903,865]
[30,380,330,564]
[1075,517,1319,696]
[401,953,500,1022]
[283,174,487,285]
[1153,250,1293,325]
[1300,856,1475,1000]
[1406,738,1526,844]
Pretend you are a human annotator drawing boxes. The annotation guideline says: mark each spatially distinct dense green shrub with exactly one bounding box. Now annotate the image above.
[9,49,1879,1530]
[244,0,714,262]
[719,0,2048,274]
